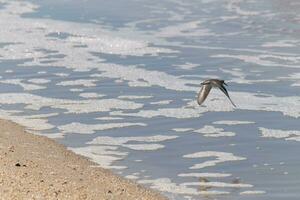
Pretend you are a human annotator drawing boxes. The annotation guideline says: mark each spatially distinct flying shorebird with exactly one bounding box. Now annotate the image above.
[197,79,236,107]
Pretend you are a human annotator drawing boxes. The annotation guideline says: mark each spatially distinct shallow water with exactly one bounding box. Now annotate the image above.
[0,0,300,199]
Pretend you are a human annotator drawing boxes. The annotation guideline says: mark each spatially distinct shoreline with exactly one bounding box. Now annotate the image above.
[0,119,167,199]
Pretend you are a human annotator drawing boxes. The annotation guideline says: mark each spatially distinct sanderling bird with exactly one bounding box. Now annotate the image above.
[197,79,236,107]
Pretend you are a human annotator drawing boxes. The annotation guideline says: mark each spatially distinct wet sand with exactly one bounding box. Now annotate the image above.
[0,119,166,200]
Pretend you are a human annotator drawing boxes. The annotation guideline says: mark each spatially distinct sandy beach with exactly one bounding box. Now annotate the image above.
[0,119,166,200]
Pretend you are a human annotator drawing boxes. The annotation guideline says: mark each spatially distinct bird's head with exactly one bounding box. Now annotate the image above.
[201,80,210,85]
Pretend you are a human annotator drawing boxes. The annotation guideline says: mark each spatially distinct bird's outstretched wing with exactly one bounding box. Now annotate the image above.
[197,84,212,105]
[217,84,236,107]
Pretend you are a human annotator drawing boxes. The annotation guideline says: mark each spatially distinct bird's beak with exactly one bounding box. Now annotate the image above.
[224,82,228,86]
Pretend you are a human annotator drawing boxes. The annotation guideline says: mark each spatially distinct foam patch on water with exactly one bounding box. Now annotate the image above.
[79,92,106,99]
[212,54,300,68]
[123,143,165,151]
[57,79,98,87]
[138,178,199,195]
[173,128,194,133]
[68,145,128,169]
[174,62,199,70]
[138,178,230,196]
[226,0,260,16]
[260,127,300,142]
[34,132,64,139]
[58,122,146,134]
[178,173,232,178]
[262,40,297,48]
[183,151,246,169]
[183,181,253,188]
[69,88,84,92]
[213,120,255,125]
[279,72,300,87]
[87,135,178,151]
[240,190,266,195]
[118,95,153,100]
[194,125,236,137]
[27,78,51,84]
[0,93,143,113]
[0,79,46,90]
[55,73,69,77]
[5,70,13,73]
[110,106,204,119]
[156,20,214,38]
[220,68,278,84]
[0,109,56,131]
[150,100,172,105]
[86,135,178,152]
[90,64,199,91]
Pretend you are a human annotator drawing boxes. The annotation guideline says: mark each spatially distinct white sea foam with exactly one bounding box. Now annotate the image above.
[220,68,278,84]
[279,72,300,87]
[33,132,65,139]
[5,70,13,73]
[212,54,300,68]
[110,106,204,119]
[262,40,297,48]
[138,178,198,195]
[55,73,69,77]
[123,143,165,151]
[156,20,214,38]
[0,79,46,90]
[194,125,235,137]
[174,62,199,70]
[69,88,84,92]
[96,117,123,120]
[183,151,246,169]
[226,0,260,16]
[182,181,253,188]
[178,173,232,178]
[118,95,153,100]
[27,78,51,84]
[138,178,230,195]
[57,79,98,87]
[213,120,255,125]
[0,109,56,132]
[88,135,178,146]
[79,92,106,99]
[150,100,172,105]
[90,64,198,91]
[260,127,300,142]
[58,122,146,134]
[87,135,177,151]
[240,190,266,195]
[172,128,194,133]
[68,145,128,169]
[0,93,143,114]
